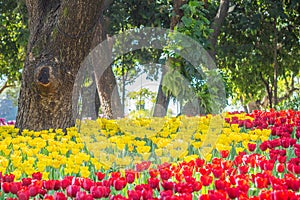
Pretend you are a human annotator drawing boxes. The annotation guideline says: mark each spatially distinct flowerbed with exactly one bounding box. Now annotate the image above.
[0,110,300,199]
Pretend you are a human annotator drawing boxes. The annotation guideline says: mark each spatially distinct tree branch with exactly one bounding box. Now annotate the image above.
[259,71,273,108]
[170,0,187,30]
[208,0,230,59]
[0,81,15,94]
[278,74,299,103]
[278,88,299,103]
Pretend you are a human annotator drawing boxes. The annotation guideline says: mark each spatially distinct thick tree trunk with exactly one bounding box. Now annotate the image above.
[16,0,104,131]
[153,0,186,117]
[208,0,229,59]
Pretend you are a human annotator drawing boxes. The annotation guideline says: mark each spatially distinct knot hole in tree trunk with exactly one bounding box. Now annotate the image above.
[38,67,50,85]
[35,65,59,96]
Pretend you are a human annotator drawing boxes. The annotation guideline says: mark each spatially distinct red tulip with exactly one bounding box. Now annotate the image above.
[43,180,56,190]
[110,194,127,200]
[54,180,61,190]
[76,191,93,200]
[193,181,202,192]
[245,120,253,129]
[199,194,209,200]
[148,177,159,189]
[276,163,285,173]
[136,161,151,172]
[10,182,22,194]
[66,185,80,197]
[160,168,172,180]
[269,139,281,149]
[220,150,229,158]
[95,172,105,181]
[28,185,39,197]
[60,178,71,189]
[54,192,67,200]
[127,190,142,200]
[125,170,136,184]
[149,169,159,178]
[236,179,249,193]
[248,143,256,152]
[200,175,212,186]
[233,155,243,167]
[44,194,55,200]
[199,167,211,176]
[17,189,30,200]
[2,182,10,193]
[71,177,81,186]
[214,179,227,190]
[259,142,268,151]
[208,190,227,200]
[113,177,127,191]
[212,166,223,178]
[238,165,249,174]
[22,178,32,186]
[277,155,286,163]
[264,161,275,171]
[161,181,174,190]
[2,173,15,182]
[259,190,271,200]
[195,158,205,167]
[212,158,222,165]
[39,188,47,195]
[81,178,94,191]
[32,172,42,180]
[142,188,153,199]
[226,187,239,199]
[90,185,110,198]
[254,176,268,189]
[229,175,236,185]
[160,190,173,198]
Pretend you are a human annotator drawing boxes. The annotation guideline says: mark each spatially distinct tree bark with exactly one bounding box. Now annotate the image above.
[260,72,273,108]
[208,0,230,60]
[91,17,123,119]
[153,0,186,117]
[153,66,170,117]
[16,0,104,131]
[273,17,278,107]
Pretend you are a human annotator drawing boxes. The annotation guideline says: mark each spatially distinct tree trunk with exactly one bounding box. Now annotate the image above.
[91,17,123,119]
[153,0,186,117]
[208,0,230,59]
[273,17,278,107]
[16,0,104,131]
[153,66,170,117]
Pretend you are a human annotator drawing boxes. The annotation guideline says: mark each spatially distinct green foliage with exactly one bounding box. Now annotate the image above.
[107,0,171,96]
[218,0,300,107]
[127,88,156,110]
[105,0,171,32]
[0,0,28,87]
[128,109,151,118]
[179,0,212,47]
[162,69,193,104]
[161,0,227,113]
[277,94,300,110]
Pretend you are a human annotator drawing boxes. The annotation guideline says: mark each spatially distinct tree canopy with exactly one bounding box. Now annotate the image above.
[0,0,28,93]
